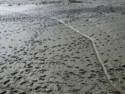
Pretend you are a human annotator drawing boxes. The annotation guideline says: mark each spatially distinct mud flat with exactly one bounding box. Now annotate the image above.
[0,0,125,93]
[62,15,125,93]
[0,15,118,93]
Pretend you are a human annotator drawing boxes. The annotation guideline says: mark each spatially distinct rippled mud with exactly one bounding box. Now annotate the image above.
[0,0,125,94]
[0,16,118,94]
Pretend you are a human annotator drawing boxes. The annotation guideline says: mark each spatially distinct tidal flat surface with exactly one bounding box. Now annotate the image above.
[0,16,117,94]
[0,0,125,94]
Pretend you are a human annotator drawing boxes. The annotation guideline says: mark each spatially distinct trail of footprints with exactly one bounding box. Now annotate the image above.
[63,17,125,93]
[0,17,118,94]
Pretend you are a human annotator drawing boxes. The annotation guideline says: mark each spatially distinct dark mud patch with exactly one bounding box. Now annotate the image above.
[38,1,62,5]
[82,5,125,13]
[55,5,125,17]
[68,0,83,3]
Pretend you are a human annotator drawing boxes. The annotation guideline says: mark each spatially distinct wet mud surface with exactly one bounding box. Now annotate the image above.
[0,17,117,94]
[63,17,125,93]
[0,0,125,94]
